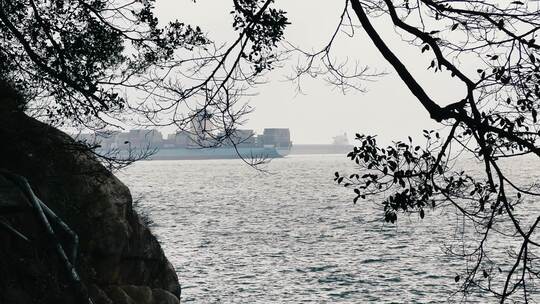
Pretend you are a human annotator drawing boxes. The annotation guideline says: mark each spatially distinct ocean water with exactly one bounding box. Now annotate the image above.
[118,154,540,303]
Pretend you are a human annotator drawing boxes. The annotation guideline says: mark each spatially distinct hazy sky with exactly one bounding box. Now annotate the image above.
[155,0,466,144]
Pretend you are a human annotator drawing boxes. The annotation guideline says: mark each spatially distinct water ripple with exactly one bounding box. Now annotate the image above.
[119,155,540,303]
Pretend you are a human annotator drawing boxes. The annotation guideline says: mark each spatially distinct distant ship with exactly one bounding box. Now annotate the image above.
[152,128,292,160]
[289,133,353,155]
[332,133,350,146]
[76,128,292,160]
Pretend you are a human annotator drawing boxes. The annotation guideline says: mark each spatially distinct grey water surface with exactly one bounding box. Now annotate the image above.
[118,154,540,303]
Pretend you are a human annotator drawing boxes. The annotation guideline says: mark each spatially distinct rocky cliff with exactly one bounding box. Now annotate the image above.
[0,109,181,303]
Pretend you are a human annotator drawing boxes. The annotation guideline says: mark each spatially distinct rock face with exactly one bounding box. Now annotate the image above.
[0,111,181,304]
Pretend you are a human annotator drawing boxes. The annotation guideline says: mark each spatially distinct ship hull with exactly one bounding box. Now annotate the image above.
[147,146,289,160]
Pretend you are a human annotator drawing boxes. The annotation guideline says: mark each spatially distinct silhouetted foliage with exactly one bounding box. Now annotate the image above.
[0,0,205,123]
[325,1,540,301]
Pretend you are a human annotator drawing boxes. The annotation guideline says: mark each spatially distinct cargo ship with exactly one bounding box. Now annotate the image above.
[289,133,353,155]
[76,128,292,160]
[152,128,291,160]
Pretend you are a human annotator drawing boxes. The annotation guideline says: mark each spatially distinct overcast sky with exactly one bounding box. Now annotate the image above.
[155,0,466,144]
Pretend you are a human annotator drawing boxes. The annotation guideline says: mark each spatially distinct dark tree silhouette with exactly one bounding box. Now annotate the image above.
[0,0,288,167]
[321,0,540,302]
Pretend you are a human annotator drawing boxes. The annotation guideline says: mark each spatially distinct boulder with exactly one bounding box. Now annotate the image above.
[0,111,181,303]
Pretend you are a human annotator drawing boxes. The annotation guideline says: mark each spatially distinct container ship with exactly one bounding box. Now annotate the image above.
[76,128,292,160]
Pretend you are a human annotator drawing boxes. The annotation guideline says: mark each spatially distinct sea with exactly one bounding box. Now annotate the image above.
[118,154,540,303]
